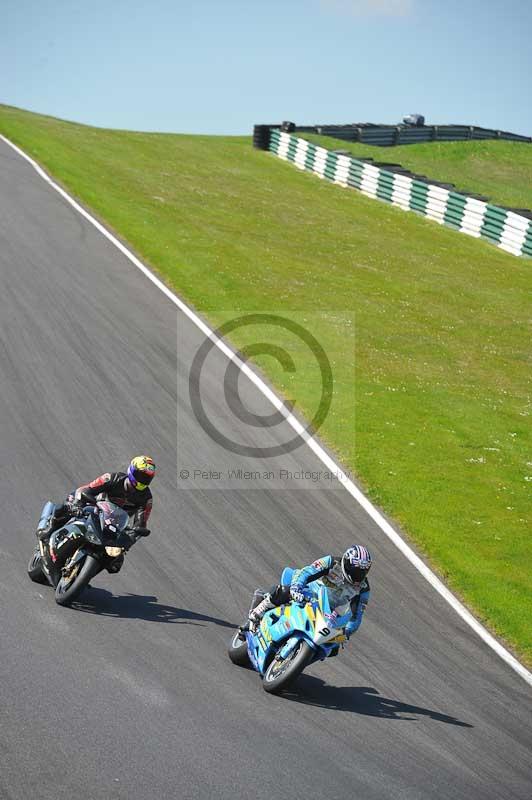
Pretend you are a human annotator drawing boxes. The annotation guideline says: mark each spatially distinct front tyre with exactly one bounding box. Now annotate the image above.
[55,555,102,607]
[228,629,250,667]
[263,640,314,694]
[27,547,47,585]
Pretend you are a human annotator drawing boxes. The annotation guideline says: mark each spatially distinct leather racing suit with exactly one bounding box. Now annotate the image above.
[74,472,153,528]
[252,555,370,637]
[38,472,153,542]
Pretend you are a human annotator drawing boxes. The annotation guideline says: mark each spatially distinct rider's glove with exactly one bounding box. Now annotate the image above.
[117,532,134,550]
[67,500,84,517]
[133,527,151,537]
[344,622,357,640]
[290,585,310,605]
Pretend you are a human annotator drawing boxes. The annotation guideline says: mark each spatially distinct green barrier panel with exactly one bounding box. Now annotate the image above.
[481,222,505,242]
[286,137,298,162]
[377,173,395,202]
[347,174,363,190]
[304,144,317,171]
[376,169,394,183]
[444,221,463,231]
[446,196,468,210]
[445,209,467,227]
[348,163,364,187]
[410,182,429,214]
[410,199,429,213]
[325,153,338,175]
[445,199,468,227]
[448,191,470,206]
[484,204,509,222]
[482,212,507,233]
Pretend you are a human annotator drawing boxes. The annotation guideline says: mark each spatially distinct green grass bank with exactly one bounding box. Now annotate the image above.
[1,105,530,666]
[301,132,532,211]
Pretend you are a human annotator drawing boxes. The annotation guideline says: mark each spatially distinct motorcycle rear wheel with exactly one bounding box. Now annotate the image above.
[262,640,314,694]
[55,555,102,607]
[228,629,250,667]
[27,547,47,585]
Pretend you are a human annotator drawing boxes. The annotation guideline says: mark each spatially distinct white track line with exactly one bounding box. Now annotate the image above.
[3,132,530,688]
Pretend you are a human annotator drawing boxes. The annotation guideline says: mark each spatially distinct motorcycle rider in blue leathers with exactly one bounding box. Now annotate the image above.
[247,545,372,637]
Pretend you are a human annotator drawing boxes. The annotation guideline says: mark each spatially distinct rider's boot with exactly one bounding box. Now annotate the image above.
[248,593,275,632]
[37,521,55,542]
[36,504,68,542]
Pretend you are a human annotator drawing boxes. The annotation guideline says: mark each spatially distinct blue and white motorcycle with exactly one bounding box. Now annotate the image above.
[228,568,351,694]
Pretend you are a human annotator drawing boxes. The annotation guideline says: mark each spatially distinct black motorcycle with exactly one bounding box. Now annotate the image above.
[28,500,147,607]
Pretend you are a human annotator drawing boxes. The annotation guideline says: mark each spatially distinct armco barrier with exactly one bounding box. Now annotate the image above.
[255,127,532,259]
[291,122,532,147]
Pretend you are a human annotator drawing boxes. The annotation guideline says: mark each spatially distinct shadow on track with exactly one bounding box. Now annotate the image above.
[284,676,473,727]
[74,587,235,629]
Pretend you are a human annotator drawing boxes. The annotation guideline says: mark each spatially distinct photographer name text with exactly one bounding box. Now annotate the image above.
[179,467,352,483]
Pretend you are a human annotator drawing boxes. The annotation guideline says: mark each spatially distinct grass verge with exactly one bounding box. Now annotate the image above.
[1,104,530,666]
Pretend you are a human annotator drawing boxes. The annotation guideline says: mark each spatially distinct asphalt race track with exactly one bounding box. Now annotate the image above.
[0,137,531,800]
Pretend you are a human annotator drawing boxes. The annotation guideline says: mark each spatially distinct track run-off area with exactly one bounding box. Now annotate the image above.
[0,137,531,800]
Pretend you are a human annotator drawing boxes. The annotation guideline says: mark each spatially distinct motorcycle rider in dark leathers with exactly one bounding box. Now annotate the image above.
[36,456,156,571]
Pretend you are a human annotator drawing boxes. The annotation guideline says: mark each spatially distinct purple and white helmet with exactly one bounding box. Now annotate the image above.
[341,545,372,585]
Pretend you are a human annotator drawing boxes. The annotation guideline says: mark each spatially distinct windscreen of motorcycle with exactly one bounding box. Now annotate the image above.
[97,501,129,534]
[312,591,351,646]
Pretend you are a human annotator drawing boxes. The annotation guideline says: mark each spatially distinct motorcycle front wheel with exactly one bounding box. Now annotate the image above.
[27,547,47,585]
[262,640,314,694]
[55,554,102,607]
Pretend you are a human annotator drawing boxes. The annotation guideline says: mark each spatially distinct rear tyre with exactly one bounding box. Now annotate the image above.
[27,547,47,585]
[55,555,102,607]
[228,629,250,667]
[263,640,314,694]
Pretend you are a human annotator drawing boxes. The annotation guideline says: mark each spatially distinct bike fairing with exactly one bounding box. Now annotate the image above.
[240,558,370,681]
[244,570,357,680]
[29,499,146,606]
[48,502,130,565]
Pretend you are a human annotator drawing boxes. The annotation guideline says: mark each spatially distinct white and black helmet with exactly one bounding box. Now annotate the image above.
[341,545,372,584]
